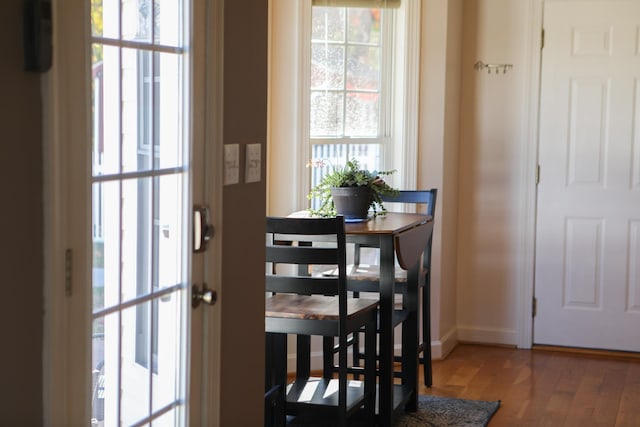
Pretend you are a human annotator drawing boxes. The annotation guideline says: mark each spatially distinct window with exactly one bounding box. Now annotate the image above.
[309,5,392,189]
[267,0,419,214]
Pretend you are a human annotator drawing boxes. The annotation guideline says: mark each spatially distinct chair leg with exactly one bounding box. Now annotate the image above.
[264,384,285,427]
[422,277,432,387]
[364,316,377,425]
[352,331,362,380]
[322,336,334,379]
[338,333,348,427]
[265,333,287,427]
[352,291,362,380]
[296,335,311,380]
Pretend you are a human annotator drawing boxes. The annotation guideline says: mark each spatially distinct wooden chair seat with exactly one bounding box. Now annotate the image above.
[266,294,379,321]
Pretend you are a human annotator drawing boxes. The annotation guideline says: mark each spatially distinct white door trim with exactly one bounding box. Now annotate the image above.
[517,0,544,349]
[43,0,92,425]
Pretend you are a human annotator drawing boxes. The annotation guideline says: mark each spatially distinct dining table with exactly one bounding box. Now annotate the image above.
[286,211,434,426]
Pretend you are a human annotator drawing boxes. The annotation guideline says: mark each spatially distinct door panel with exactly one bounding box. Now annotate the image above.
[534,0,640,351]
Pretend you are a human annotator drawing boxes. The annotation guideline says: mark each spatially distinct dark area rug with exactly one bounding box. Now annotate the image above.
[287,394,501,426]
[394,395,500,427]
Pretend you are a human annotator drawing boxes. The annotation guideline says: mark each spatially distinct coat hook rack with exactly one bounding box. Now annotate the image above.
[474,61,513,74]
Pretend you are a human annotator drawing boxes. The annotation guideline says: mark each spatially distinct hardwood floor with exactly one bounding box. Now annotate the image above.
[420,344,640,426]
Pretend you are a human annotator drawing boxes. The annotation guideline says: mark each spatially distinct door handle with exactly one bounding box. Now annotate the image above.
[192,284,217,308]
[193,205,214,252]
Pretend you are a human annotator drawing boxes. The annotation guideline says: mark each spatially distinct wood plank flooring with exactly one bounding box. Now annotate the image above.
[420,344,640,426]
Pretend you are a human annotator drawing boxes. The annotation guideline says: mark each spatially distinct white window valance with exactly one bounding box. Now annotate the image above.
[311,0,400,8]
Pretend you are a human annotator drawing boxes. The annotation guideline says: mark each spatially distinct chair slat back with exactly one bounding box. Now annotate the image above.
[266,216,347,302]
[381,189,437,216]
[266,245,341,266]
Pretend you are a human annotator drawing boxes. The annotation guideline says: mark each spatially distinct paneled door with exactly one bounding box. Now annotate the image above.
[534,0,640,351]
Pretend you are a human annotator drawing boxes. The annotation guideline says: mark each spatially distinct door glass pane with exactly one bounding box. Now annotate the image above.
[122,0,183,47]
[153,289,182,411]
[91,318,105,425]
[121,0,151,43]
[94,180,121,311]
[152,409,179,427]
[157,175,183,288]
[91,0,188,424]
[93,0,119,39]
[122,304,152,425]
[93,44,121,177]
[92,312,120,426]
[156,0,183,47]
[120,177,153,301]
[120,49,183,174]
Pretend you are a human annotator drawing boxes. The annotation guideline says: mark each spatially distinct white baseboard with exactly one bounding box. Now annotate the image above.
[431,326,458,360]
[456,325,518,346]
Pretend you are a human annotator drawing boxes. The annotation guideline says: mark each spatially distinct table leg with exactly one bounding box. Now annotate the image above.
[402,263,420,412]
[378,237,395,426]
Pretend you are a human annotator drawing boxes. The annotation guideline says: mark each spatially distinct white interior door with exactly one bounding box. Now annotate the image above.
[534,0,640,351]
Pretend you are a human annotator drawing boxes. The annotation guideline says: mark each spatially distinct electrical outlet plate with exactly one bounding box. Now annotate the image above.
[224,144,240,185]
[245,143,261,183]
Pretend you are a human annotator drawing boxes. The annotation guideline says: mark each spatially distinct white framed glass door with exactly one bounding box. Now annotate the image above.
[89,0,195,424]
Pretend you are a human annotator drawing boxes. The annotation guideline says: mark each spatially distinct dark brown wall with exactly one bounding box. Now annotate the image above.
[219,0,268,425]
[0,0,44,425]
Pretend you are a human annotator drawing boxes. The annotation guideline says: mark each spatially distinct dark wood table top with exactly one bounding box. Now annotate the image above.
[288,211,432,269]
[342,212,431,235]
[289,211,431,233]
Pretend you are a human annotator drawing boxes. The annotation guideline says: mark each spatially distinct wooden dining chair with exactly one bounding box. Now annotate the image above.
[323,189,437,387]
[264,216,379,427]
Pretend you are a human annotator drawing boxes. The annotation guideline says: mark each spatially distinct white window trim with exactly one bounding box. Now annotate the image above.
[267,0,420,216]
[298,1,313,210]
[394,0,420,190]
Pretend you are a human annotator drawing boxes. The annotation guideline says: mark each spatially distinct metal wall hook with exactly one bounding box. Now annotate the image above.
[474,61,513,74]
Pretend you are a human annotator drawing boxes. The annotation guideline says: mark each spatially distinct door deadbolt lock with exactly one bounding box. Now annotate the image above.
[192,284,217,308]
[193,205,214,253]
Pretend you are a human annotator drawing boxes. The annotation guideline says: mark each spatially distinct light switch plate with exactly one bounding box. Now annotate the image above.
[224,144,240,185]
[245,143,261,183]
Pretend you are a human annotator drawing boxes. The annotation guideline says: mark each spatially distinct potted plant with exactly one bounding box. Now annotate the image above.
[307,159,399,220]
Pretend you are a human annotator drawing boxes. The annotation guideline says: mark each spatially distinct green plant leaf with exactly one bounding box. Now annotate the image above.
[307,159,398,217]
